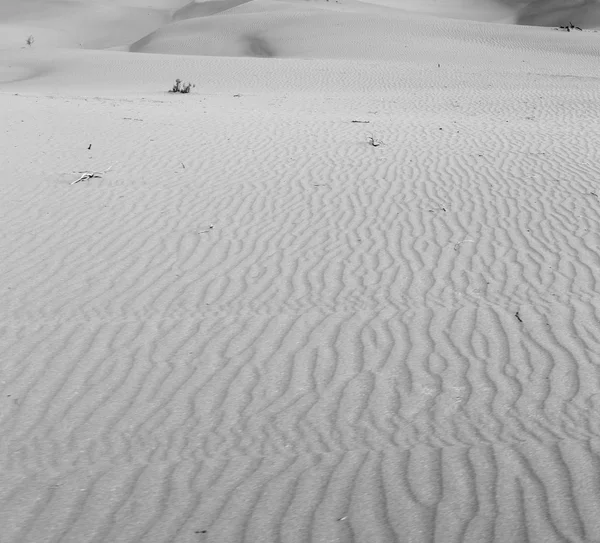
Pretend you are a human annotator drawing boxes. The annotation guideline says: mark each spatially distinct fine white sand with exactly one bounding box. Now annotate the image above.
[2,1,600,541]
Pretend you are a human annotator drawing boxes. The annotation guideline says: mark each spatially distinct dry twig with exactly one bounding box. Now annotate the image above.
[71,165,113,185]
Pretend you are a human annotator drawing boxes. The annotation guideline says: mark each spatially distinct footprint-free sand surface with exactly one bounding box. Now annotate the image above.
[2,1,600,541]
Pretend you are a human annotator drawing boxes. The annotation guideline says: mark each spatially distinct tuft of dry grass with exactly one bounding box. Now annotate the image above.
[169,79,195,94]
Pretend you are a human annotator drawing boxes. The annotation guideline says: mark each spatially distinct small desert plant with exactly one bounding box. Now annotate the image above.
[558,22,582,31]
[169,79,195,94]
[26,35,34,47]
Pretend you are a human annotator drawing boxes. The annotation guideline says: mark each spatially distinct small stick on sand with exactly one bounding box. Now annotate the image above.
[515,312,523,323]
[71,165,113,185]
[367,134,382,147]
[453,239,475,251]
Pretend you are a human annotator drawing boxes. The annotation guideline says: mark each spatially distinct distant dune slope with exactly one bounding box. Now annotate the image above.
[2,0,600,52]
[0,0,184,49]
[495,0,600,27]
[128,0,600,58]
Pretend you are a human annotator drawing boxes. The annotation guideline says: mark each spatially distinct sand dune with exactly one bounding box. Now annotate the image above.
[2,0,600,542]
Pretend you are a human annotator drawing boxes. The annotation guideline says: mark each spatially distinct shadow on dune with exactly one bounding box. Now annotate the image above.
[172,0,254,21]
[129,30,157,53]
[129,26,277,57]
[0,63,53,85]
[241,33,276,57]
[496,0,600,27]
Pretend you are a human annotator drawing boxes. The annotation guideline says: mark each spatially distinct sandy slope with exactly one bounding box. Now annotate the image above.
[2,1,600,542]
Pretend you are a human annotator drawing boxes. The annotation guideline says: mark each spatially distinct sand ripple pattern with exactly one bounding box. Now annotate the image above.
[2,65,600,542]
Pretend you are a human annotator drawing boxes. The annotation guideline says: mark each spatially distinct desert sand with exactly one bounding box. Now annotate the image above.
[2,0,600,541]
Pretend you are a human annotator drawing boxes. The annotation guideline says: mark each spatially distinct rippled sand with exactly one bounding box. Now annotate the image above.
[2,1,600,541]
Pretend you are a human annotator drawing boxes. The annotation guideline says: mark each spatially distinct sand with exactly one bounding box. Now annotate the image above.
[2,0,600,541]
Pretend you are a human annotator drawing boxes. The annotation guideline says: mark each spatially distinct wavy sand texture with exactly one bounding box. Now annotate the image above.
[2,1,600,542]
